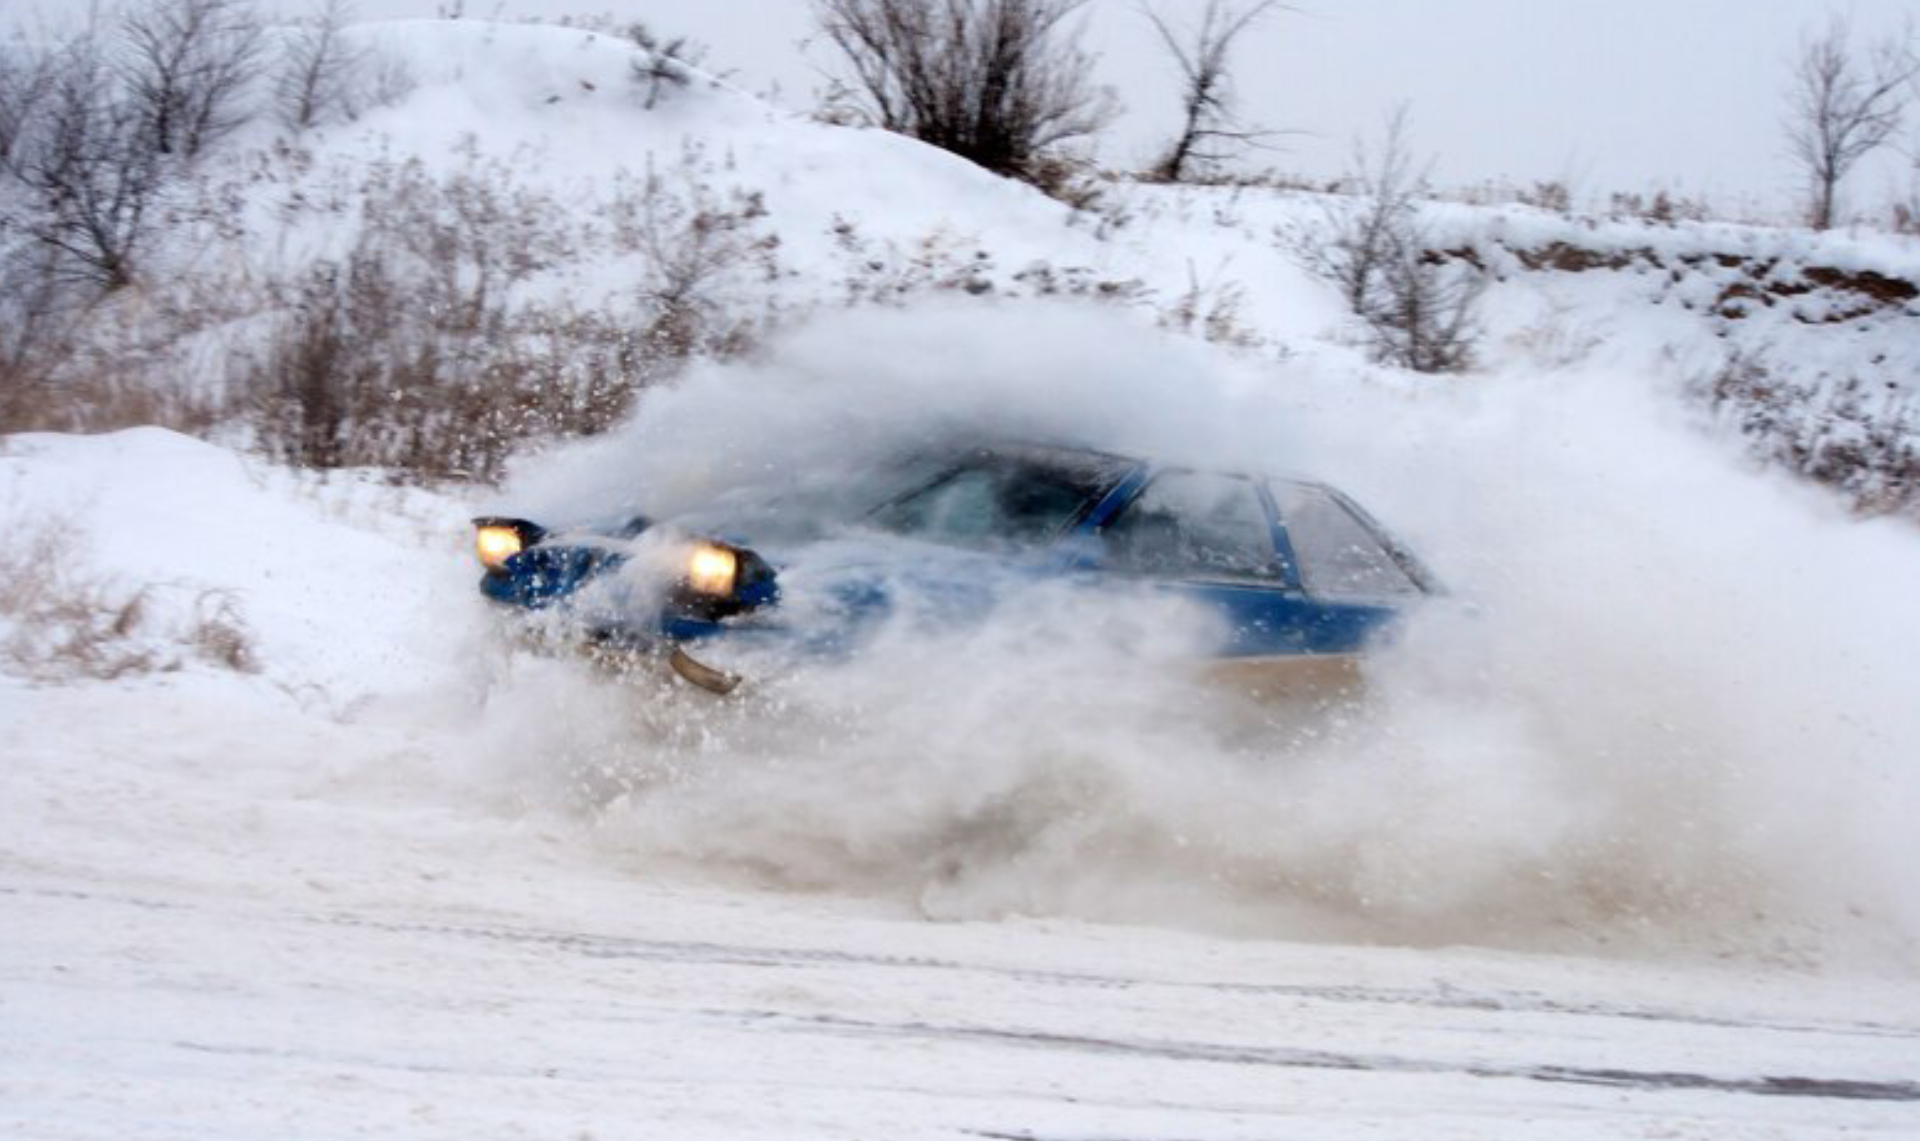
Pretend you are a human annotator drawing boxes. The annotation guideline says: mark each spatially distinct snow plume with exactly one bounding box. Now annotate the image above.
[481,301,1920,968]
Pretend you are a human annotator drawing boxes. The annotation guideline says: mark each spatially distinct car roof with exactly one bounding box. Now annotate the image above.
[990,439,1327,490]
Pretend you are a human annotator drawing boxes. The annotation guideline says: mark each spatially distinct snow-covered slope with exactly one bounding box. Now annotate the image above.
[185,17,1915,513]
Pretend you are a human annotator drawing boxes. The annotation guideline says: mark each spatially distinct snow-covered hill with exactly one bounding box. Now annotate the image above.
[6,17,1920,1140]
[139,17,1909,512]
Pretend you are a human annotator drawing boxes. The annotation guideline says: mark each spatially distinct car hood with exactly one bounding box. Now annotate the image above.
[748,532,1063,634]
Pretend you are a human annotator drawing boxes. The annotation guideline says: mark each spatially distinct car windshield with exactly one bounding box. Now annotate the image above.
[667,451,953,545]
[869,447,1131,552]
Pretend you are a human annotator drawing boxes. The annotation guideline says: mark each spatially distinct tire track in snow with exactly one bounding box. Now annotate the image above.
[314,908,1920,1044]
[8,878,1916,1042]
[10,877,1920,1107]
[721,1014,1920,1098]
[733,1011,1920,1105]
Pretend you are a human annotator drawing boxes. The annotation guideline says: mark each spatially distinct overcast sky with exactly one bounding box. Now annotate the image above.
[20,0,1920,220]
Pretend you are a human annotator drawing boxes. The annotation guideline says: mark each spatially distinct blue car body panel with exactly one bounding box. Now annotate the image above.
[1149,582,1396,657]
[480,546,623,610]
[477,446,1429,667]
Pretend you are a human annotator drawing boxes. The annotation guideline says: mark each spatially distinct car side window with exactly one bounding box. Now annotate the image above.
[1101,471,1281,582]
[870,453,1114,549]
[1273,482,1421,600]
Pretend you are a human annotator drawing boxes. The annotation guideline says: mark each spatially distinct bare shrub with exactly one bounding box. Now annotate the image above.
[0,352,223,435]
[1007,260,1145,304]
[1025,151,1116,218]
[1704,353,1919,520]
[1607,188,1712,227]
[813,0,1114,186]
[0,222,242,437]
[187,588,256,672]
[275,0,367,132]
[1891,140,1920,234]
[1517,179,1571,214]
[1785,16,1916,231]
[250,157,597,479]
[1440,177,1578,215]
[119,0,266,160]
[1369,241,1484,375]
[0,244,76,430]
[622,21,708,110]
[249,261,650,481]
[1288,107,1483,374]
[605,151,782,363]
[833,223,999,304]
[1142,0,1281,184]
[0,519,257,681]
[1157,262,1258,348]
[363,149,576,335]
[1507,296,1602,371]
[361,45,415,111]
[827,215,1144,307]
[246,151,777,482]
[1287,110,1420,315]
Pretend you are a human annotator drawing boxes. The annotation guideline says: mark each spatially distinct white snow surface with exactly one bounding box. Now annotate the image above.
[4,430,1919,1140]
[7,19,1920,1140]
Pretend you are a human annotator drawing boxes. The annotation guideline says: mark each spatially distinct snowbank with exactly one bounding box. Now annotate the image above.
[0,428,475,699]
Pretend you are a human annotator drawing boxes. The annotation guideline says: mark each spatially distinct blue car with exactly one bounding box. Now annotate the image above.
[473,443,1435,695]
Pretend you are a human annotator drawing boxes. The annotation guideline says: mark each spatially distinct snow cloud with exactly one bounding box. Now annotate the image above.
[481,301,1920,968]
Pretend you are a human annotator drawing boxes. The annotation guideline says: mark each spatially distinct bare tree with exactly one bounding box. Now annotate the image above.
[119,0,266,159]
[275,0,365,131]
[1142,0,1280,183]
[10,30,167,290]
[0,36,54,172]
[1291,107,1482,374]
[1785,16,1917,231]
[813,0,1114,184]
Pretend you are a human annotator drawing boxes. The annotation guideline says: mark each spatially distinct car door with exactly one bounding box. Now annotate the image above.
[1087,468,1319,656]
[1085,469,1422,659]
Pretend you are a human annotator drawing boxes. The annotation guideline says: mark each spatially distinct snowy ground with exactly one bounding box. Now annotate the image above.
[5,417,1918,1140]
[8,804,1920,1139]
[7,678,1920,1140]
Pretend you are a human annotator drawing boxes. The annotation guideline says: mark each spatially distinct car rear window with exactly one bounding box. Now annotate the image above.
[1272,481,1422,600]
[870,448,1128,551]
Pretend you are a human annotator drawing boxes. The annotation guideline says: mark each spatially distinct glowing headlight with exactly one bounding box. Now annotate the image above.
[476,525,525,570]
[687,543,739,596]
